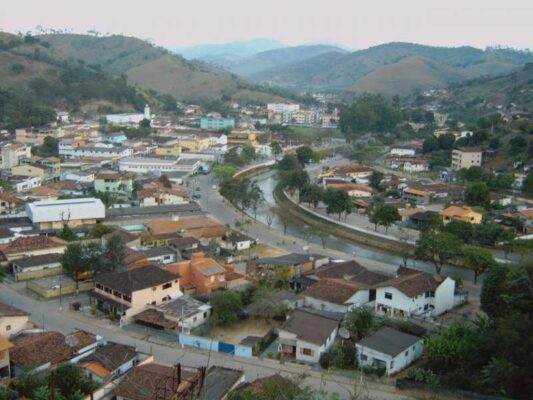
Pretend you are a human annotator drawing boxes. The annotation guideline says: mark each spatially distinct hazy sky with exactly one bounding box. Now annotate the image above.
[1,0,532,50]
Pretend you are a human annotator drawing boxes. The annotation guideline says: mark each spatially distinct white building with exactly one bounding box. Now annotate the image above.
[390,147,416,157]
[277,308,341,363]
[106,105,151,126]
[66,146,133,159]
[26,198,106,230]
[1,143,32,169]
[356,327,423,375]
[61,170,96,183]
[13,176,42,193]
[119,157,178,173]
[374,267,456,318]
[267,103,300,113]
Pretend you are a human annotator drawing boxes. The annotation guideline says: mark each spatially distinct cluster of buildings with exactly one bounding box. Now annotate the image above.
[266,103,339,128]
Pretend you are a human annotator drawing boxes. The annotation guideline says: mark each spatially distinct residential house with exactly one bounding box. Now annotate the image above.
[137,183,189,207]
[114,362,205,400]
[250,253,329,278]
[0,236,67,262]
[104,132,128,144]
[118,157,179,173]
[0,303,31,338]
[26,198,106,229]
[11,163,55,182]
[155,143,182,157]
[139,247,180,265]
[277,308,342,363]
[10,331,73,375]
[12,176,42,193]
[166,252,226,295]
[440,205,482,224]
[147,217,229,244]
[91,265,182,322]
[134,295,211,333]
[0,336,13,378]
[222,231,255,251]
[518,209,533,233]
[203,367,245,400]
[374,266,456,318]
[319,164,374,183]
[11,253,62,281]
[60,170,96,183]
[356,327,423,375]
[65,330,102,356]
[200,116,235,130]
[80,342,141,384]
[451,148,482,170]
[101,230,141,248]
[324,181,373,198]
[94,171,135,195]
[402,187,432,205]
[0,192,24,215]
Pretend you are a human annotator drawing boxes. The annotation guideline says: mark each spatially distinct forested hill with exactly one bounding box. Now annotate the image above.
[440,63,533,119]
[38,34,287,105]
[0,32,146,129]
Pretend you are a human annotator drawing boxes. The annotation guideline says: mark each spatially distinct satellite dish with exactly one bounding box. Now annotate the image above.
[338,327,350,339]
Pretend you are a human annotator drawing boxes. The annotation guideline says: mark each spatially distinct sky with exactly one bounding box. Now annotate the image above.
[1,0,532,50]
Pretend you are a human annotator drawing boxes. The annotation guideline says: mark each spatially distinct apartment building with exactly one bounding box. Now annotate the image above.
[1,143,31,169]
[451,148,482,170]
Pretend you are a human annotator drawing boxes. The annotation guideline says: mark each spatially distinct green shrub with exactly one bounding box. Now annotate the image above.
[267,352,274,359]
[406,368,441,388]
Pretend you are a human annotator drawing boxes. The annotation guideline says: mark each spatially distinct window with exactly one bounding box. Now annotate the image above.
[203,312,208,318]
[162,283,172,290]
[152,287,157,291]
[301,348,314,356]
[360,354,367,361]
[405,350,409,356]
[151,301,156,305]
[385,292,393,300]
[6,325,11,332]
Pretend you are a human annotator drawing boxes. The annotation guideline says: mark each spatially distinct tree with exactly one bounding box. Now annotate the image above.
[58,224,77,241]
[299,184,323,208]
[89,224,115,239]
[465,182,490,208]
[522,173,533,195]
[323,189,353,220]
[240,144,257,164]
[368,204,400,233]
[423,136,439,153]
[437,133,455,150]
[344,307,375,340]
[296,146,314,166]
[480,264,511,319]
[158,174,172,188]
[213,163,237,181]
[462,247,497,284]
[442,220,473,243]
[55,364,92,399]
[248,181,264,220]
[60,243,86,291]
[224,147,243,166]
[277,154,300,171]
[280,170,309,196]
[369,171,384,191]
[509,135,527,154]
[102,234,127,270]
[473,222,515,247]
[416,230,463,274]
[270,142,282,160]
[210,290,243,325]
[248,287,287,321]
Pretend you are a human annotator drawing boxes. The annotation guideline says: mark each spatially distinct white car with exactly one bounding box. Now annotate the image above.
[212,185,217,190]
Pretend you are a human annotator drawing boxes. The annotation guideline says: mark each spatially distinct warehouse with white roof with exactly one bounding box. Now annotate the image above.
[26,198,106,230]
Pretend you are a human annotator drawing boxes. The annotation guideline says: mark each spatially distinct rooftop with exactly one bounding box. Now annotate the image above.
[358,327,420,357]
[157,295,210,319]
[0,302,30,317]
[279,308,341,346]
[11,331,72,368]
[95,265,177,295]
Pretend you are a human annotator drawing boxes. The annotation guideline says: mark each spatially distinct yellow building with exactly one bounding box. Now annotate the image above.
[228,131,258,145]
[176,136,210,152]
[11,163,52,181]
[155,144,182,157]
[440,205,482,224]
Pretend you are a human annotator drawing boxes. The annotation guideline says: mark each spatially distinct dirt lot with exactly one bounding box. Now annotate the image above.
[239,243,285,258]
[208,318,280,344]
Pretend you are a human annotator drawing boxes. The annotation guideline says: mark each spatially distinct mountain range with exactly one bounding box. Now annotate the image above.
[190,41,532,97]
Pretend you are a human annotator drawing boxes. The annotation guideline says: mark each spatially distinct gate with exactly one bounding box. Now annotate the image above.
[218,341,235,354]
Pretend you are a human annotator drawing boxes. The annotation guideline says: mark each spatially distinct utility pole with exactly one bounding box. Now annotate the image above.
[59,275,63,312]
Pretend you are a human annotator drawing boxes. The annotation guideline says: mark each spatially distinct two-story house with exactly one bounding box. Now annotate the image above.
[94,171,135,196]
[91,265,182,322]
[0,303,31,338]
[166,252,226,295]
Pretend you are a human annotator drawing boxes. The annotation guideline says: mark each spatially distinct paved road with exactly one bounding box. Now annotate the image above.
[0,284,414,400]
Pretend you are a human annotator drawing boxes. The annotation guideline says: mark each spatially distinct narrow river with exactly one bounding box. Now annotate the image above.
[252,170,476,281]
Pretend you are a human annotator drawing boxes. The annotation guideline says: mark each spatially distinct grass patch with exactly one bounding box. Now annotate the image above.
[290,126,343,138]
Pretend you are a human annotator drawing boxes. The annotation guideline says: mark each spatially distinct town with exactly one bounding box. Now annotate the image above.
[0,5,533,400]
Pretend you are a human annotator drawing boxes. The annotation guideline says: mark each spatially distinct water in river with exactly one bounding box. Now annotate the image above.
[252,170,475,281]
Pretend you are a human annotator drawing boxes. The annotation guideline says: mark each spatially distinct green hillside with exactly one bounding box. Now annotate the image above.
[441,63,533,119]
[39,34,286,104]
[349,56,466,97]
[0,32,147,129]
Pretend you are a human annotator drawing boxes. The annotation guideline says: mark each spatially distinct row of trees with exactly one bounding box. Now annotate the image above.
[219,176,264,220]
